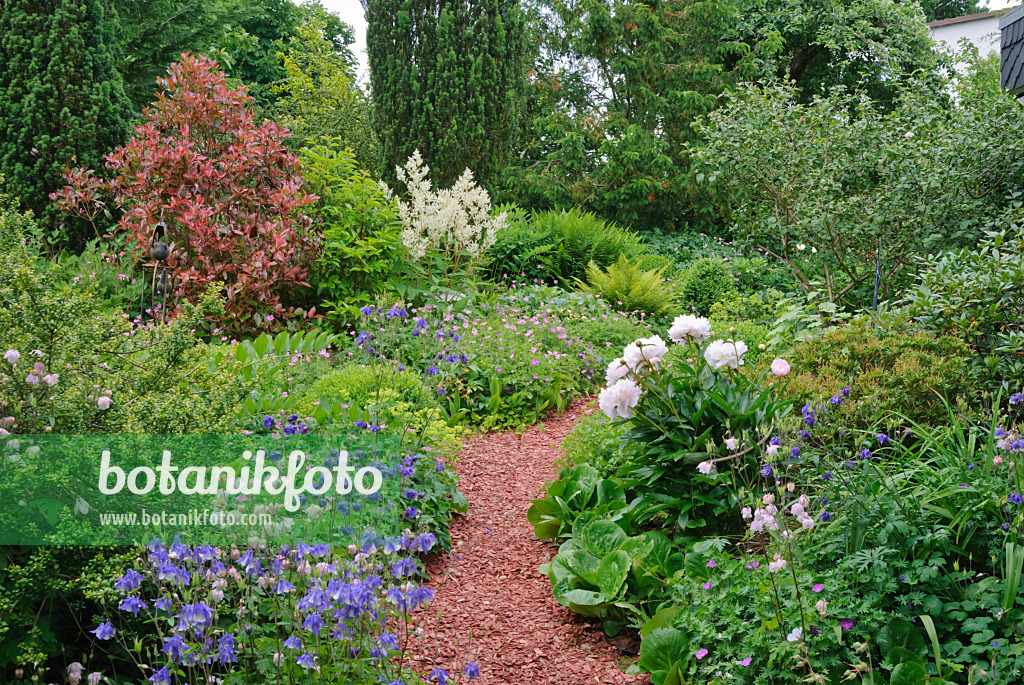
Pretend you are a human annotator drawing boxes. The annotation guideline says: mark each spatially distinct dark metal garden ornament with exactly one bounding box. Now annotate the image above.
[140,211,174,323]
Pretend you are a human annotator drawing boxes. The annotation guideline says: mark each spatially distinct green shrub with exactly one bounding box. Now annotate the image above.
[559,406,639,477]
[781,318,973,430]
[576,254,677,316]
[709,289,783,326]
[302,144,403,327]
[680,257,734,315]
[298,364,436,411]
[480,204,546,280]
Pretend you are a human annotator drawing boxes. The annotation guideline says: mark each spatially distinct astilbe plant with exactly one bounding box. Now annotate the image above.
[51,53,319,334]
[384,151,506,300]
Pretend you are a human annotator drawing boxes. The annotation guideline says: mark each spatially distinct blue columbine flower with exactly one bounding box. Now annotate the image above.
[354,420,368,430]
[359,306,375,315]
[430,667,451,685]
[876,433,889,444]
[1004,523,1012,531]
[798,429,811,440]
[283,635,302,650]
[91,620,115,640]
[464,662,481,679]
[861,448,872,459]
[415,317,427,329]
[426,365,439,376]
[1010,393,1023,405]
[114,569,144,592]
[760,463,773,478]
[1010,492,1024,505]
[162,632,189,662]
[791,446,801,458]
[996,428,1007,438]
[830,395,842,405]
[262,415,274,430]
[283,424,297,436]
[119,595,147,616]
[217,633,238,665]
[841,387,851,398]
[148,666,171,685]
[770,436,781,446]
[296,652,317,669]
[819,511,832,521]
[405,506,418,519]
[436,458,445,473]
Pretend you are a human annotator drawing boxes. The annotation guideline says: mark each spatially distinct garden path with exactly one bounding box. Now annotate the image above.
[407,399,649,685]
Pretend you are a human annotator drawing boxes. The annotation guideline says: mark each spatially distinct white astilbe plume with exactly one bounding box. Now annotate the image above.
[384,150,506,261]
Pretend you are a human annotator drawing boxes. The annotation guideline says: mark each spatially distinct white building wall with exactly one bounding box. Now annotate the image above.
[929,15,1001,56]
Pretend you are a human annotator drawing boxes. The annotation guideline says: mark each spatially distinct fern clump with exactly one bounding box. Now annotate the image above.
[576,254,676,315]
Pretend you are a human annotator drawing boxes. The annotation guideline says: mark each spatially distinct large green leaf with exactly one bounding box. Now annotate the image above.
[638,627,689,675]
[562,588,613,606]
[581,519,627,557]
[877,617,926,658]
[889,661,927,685]
[641,606,681,638]
[596,550,631,597]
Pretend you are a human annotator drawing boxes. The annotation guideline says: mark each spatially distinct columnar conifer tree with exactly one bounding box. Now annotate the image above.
[366,0,525,190]
[0,0,132,246]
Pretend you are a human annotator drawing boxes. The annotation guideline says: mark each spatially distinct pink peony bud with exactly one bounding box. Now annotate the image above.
[771,359,791,377]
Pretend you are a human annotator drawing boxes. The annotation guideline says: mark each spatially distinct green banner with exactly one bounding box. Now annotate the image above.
[0,433,405,547]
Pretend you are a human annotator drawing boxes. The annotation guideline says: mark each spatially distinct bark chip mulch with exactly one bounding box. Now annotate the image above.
[407,400,650,685]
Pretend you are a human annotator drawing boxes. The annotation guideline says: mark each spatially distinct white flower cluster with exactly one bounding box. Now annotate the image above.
[598,315,753,420]
[386,150,506,261]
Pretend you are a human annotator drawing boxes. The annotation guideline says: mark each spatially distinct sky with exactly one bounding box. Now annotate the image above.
[320,0,370,82]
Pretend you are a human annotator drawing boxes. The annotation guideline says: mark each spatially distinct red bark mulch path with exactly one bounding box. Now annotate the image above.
[406,399,650,685]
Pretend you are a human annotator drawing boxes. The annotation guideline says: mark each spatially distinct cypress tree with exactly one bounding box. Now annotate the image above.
[366,0,524,190]
[0,0,132,246]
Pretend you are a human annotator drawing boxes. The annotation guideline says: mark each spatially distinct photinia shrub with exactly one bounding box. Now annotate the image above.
[52,53,319,333]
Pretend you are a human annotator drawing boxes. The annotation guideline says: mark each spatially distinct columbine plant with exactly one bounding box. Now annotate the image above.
[384,151,506,303]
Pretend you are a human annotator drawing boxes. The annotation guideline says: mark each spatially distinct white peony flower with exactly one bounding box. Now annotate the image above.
[605,358,631,386]
[622,335,668,368]
[668,314,712,344]
[598,379,643,419]
[704,339,748,370]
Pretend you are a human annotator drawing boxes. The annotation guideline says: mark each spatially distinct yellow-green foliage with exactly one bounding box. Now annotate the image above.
[576,254,676,315]
[781,318,972,429]
[296,365,465,459]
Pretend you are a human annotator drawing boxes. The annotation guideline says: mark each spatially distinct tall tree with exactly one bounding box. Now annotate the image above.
[919,0,986,22]
[0,0,133,247]
[366,0,526,190]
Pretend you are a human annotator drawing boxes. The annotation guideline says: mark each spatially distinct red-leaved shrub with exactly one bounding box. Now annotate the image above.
[52,53,318,332]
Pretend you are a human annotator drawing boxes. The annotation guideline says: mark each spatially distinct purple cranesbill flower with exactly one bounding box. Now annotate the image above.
[430,667,451,684]
[840,619,853,630]
[463,661,481,679]
[91,620,114,640]
[217,633,238,665]
[841,387,851,398]
[1010,492,1024,505]
[861,448,872,459]
[296,652,317,669]
[262,415,274,429]
[876,433,889,444]
[162,633,189,662]
[1010,393,1023,405]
